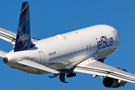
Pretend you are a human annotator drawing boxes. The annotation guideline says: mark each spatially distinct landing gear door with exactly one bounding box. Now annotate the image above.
[39,51,45,64]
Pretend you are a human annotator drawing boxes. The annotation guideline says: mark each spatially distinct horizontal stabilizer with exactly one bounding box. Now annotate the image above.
[18,60,59,74]
[0,50,7,57]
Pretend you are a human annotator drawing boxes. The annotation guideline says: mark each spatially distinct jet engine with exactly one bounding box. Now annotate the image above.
[103,68,127,88]
[103,77,127,88]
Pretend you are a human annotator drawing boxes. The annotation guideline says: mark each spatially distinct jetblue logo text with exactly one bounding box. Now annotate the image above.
[97,36,113,49]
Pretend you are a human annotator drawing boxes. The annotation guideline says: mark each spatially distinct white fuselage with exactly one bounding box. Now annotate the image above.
[5,25,120,74]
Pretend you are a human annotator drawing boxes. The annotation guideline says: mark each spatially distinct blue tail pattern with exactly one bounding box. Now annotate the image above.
[14,1,34,52]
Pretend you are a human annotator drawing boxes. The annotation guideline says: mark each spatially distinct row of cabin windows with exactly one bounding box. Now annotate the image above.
[49,48,88,61]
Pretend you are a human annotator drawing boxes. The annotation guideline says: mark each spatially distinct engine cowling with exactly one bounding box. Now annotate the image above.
[103,77,127,88]
[103,68,127,88]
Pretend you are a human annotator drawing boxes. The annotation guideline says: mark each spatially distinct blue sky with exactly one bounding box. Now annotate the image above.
[0,0,135,90]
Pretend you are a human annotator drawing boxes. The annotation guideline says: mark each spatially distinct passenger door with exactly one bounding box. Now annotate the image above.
[39,51,45,64]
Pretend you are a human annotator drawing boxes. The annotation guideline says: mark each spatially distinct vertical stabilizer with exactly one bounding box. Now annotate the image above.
[14,1,34,52]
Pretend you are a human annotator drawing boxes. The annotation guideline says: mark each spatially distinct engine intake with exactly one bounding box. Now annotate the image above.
[103,77,127,88]
[103,67,127,88]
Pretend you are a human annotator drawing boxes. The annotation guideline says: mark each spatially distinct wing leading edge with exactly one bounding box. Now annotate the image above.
[74,58,135,83]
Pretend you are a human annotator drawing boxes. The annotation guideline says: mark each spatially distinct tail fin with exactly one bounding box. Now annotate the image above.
[14,1,34,52]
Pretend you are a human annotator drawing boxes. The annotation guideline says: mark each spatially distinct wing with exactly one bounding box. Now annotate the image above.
[74,58,135,83]
[18,60,59,74]
[0,50,7,57]
[0,27,16,44]
[0,27,38,44]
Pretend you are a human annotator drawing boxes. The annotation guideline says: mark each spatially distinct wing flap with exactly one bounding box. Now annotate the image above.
[0,27,16,44]
[18,60,59,74]
[74,58,135,83]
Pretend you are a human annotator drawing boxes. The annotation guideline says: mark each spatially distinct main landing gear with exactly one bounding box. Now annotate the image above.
[66,72,76,78]
[49,72,76,83]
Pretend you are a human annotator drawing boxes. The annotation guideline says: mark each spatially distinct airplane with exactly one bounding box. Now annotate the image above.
[0,1,135,88]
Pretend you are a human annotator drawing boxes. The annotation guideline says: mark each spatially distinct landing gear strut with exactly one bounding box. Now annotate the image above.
[49,69,76,83]
[59,73,68,83]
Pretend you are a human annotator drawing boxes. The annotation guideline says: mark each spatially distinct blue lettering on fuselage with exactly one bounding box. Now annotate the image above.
[97,36,113,50]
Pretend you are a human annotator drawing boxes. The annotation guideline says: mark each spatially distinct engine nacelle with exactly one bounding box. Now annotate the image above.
[103,77,127,88]
[103,67,127,88]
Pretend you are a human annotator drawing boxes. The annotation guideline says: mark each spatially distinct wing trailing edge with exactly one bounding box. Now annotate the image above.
[74,58,135,83]
[0,28,16,44]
